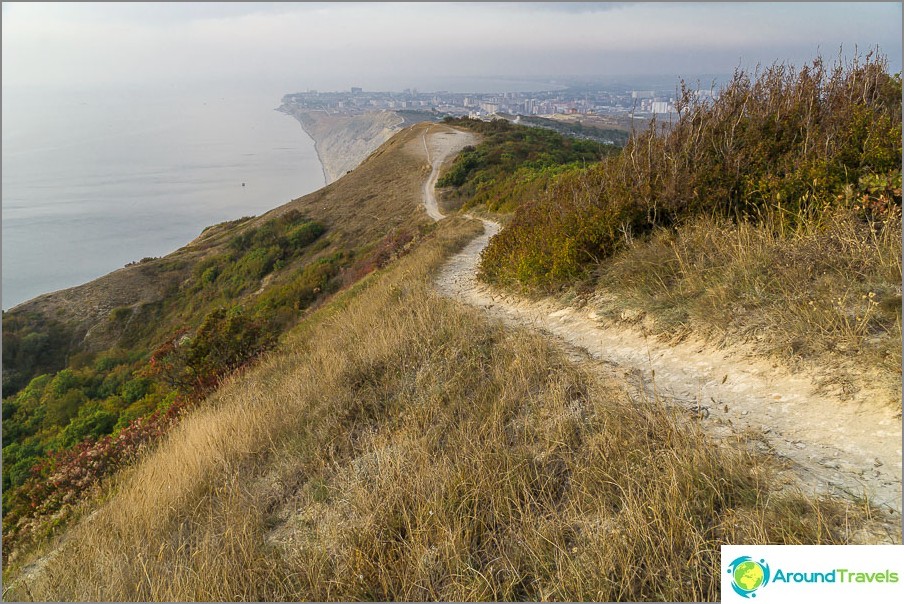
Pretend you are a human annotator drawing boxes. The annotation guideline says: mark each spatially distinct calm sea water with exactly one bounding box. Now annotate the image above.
[1,84,325,310]
[1,77,567,311]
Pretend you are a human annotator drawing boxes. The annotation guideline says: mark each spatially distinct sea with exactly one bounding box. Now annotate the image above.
[1,83,325,310]
[1,77,563,311]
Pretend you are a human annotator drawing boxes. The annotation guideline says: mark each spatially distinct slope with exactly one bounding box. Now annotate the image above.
[5,124,892,603]
[0,122,476,560]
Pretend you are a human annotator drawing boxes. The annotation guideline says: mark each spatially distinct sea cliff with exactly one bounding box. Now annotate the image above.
[278,106,405,184]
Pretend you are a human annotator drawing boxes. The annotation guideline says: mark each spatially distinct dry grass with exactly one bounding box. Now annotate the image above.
[596,208,902,406]
[7,217,889,602]
[6,122,437,359]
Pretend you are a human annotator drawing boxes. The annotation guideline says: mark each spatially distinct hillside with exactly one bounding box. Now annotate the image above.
[2,57,902,600]
[4,213,888,601]
[472,55,902,409]
[1,123,474,559]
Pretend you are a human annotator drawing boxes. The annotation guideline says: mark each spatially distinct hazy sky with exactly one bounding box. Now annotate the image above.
[2,2,902,92]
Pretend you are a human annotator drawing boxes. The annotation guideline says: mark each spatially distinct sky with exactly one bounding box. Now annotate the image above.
[2,2,902,93]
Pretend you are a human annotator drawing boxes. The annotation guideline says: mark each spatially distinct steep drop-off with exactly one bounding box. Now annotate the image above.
[278,107,405,184]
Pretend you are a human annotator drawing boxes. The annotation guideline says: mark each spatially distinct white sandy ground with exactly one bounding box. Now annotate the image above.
[421,125,477,221]
[420,130,902,522]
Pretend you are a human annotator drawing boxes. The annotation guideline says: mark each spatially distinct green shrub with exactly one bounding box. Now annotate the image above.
[286,221,326,248]
[479,54,902,290]
[149,306,276,397]
[121,377,152,404]
[438,117,614,214]
[58,404,119,449]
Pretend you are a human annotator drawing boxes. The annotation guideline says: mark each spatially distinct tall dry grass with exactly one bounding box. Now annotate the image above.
[598,206,902,404]
[7,217,889,602]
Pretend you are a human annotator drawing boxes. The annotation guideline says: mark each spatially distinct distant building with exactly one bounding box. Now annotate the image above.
[351,87,363,94]
[651,101,674,114]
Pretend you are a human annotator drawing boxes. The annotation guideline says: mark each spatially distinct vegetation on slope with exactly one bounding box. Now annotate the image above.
[475,54,901,392]
[1,211,333,549]
[6,217,883,603]
[1,124,439,560]
[516,114,631,146]
[436,117,618,214]
[480,54,901,289]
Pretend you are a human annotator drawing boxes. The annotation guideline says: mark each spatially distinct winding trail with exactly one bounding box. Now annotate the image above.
[421,125,476,221]
[419,128,902,519]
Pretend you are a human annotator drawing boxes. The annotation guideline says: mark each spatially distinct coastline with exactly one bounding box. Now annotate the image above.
[3,90,326,312]
[277,105,405,184]
[277,106,331,185]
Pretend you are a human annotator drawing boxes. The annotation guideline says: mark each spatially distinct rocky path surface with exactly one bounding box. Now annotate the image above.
[420,131,901,518]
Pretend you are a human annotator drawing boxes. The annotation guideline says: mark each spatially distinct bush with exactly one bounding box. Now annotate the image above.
[149,306,276,398]
[286,221,326,248]
[480,54,902,290]
[437,117,614,213]
[58,404,119,449]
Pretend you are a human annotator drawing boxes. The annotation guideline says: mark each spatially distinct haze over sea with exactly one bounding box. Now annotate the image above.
[1,77,562,311]
[1,83,327,310]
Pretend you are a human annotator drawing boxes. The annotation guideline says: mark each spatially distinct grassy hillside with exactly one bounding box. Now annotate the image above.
[5,216,884,602]
[476,54,901,400]
[436,117,619,215]
[1,123,445,558]
[515,114,631,145]
[2,59,900,598]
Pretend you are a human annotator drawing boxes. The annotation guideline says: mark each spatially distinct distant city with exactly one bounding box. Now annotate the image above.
[281,83,718,121]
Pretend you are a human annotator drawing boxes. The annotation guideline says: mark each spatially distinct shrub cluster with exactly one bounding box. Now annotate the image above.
[2,313,75,396]
[193,209,326,299]
[3,393,186,558]
[480,54,902,290]
[1,212,332,555]
[438,117,614,213]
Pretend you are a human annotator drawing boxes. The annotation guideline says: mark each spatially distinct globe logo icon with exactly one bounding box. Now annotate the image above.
[727,556,771,598]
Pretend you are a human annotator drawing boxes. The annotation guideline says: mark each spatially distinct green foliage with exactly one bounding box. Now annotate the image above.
[2,440,43,491]
[148,306,276,397]
[286,220,326,248]
[121,377,152,404]
[254,254,344,326]
[200,265,220,285]
[437,117,615,213]
[57,403,119,449]
[1,210,335,530]
[2,312,74,396]
[196,211,326,299]
[517,114,630,146]
[479,54,902,290]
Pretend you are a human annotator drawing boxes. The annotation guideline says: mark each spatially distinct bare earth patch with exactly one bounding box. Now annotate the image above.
[432,209,901,518]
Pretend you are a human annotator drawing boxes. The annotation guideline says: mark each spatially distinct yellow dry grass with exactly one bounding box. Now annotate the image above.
[7,216,890,602]
[597,208,902,407]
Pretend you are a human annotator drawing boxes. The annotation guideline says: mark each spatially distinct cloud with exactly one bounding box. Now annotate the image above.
[2,2,900,90]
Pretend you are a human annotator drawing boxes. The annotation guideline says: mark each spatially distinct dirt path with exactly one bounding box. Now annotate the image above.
[415,141,902,516]
[421,125,476,221]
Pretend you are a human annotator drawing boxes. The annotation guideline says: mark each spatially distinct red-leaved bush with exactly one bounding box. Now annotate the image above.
[2,397,189,557]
